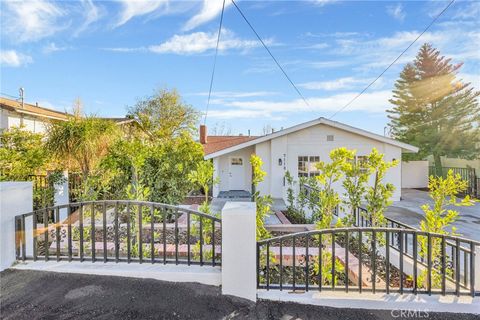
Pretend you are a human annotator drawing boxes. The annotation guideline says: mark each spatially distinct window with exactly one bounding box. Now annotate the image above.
[298,156,320,177]
[349,155,368,172]
[231,157,243,165]
[327,135,334,141]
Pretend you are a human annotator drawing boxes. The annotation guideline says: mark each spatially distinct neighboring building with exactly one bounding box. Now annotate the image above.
[1,96,137,133]
[201,117,419,202]
[0,96,69,133]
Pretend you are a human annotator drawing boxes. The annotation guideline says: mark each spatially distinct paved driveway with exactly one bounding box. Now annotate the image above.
[1,270,476,320]
[386,189,480,241]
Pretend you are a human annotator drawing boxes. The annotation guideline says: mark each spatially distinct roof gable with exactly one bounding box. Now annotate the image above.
[205,117,418,159]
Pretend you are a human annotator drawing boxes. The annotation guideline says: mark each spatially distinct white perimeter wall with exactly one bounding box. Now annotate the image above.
[402,161,429,189]
[0,182,33,271]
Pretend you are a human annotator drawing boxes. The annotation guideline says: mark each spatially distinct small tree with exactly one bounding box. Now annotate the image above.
[341,150,370,225]
[128,88,200,140]
[313,148,352,229]
[250,154,272,240]
[188,160,219,204]
[364,148,399,227]
[418,170,474,288]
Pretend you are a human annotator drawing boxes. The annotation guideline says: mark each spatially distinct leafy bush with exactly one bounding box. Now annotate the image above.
[0,127,50,181]
[250,154,272,240]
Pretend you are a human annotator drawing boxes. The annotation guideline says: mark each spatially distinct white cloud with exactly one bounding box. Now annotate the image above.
[149,29,263,55]
[194,91,278,98]
[311,0,338,7]
[75,0,102,35]
[115,0,168,27]
[183,0,232,31]
[453,2,480,20]
[299,77,370,91]
[387,3,406,22]
[42,42,70,54]
[208,90,393,119]
[0,50,33,67]
[330,29,480,74]
[1,0,65,42]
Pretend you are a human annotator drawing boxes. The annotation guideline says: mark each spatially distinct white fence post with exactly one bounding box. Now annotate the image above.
[0,182,33,271]
[54,171,69,221]
[221,201,257,302]
[475,245,480,292]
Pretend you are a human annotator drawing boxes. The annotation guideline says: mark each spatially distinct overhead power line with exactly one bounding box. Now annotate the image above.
[230,0,309,107]
[328,0,455,120]
[204,0,226,125]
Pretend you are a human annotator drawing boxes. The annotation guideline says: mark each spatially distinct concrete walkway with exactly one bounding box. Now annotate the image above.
[386,189,480,241]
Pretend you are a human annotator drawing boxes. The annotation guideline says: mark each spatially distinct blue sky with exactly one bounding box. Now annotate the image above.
[1,0,479,136]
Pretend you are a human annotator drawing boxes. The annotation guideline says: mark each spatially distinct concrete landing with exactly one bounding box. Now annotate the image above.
[11,260,222,286]
[258,290,480,314]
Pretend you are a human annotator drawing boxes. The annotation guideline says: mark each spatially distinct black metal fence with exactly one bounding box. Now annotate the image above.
[257,227,479,297]
[15,200,221,266]
[429,166,478,198]
[29,174,54,210]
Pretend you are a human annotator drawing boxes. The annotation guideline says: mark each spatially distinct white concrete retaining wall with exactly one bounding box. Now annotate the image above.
[0,182,33,271]
[402,161,429,189]
[221,201,257,301]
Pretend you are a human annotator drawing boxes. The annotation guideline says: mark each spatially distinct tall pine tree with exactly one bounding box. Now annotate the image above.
[388,43,480,175]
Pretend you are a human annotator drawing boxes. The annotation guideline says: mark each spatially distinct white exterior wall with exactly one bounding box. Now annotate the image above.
[402,161,429,189]
[255,141,271,196]
[216,146,254,193]
[270,136,287,198]
[212,157,220,197]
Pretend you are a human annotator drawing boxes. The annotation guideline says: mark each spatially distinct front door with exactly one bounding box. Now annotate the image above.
[229,157,245,190]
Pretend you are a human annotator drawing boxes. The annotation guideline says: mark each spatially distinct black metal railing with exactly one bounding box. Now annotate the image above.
[15,200,221,267]
[354,207,477,292]
[354,207,412,230]
[429,166,478,198]
[257,227,479,297]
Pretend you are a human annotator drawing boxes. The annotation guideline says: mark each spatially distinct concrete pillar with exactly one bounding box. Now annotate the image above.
[54,171,69,221]
[0,182,33,271]
[221,202,257,302]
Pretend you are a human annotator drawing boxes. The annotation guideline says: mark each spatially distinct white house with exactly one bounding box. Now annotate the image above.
[201,117,419,202]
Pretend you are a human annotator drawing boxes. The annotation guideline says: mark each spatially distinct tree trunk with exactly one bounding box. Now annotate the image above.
[433,153,443,177]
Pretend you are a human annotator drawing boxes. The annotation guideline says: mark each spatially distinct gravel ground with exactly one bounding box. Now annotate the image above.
[1,269,477,320]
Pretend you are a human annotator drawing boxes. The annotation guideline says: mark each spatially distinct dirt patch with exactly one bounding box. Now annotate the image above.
[65,285,104,300]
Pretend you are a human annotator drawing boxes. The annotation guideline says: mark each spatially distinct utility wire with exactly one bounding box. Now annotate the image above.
[231,0,309,107]
[204,0,226,125]
[328,0,455,120]
[0,92,19,99]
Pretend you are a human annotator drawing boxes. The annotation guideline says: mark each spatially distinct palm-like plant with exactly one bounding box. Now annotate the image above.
[45,111,119,180]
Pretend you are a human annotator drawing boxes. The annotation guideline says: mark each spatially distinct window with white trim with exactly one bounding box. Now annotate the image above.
[349,155,368,172]
[298,156,320,177]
